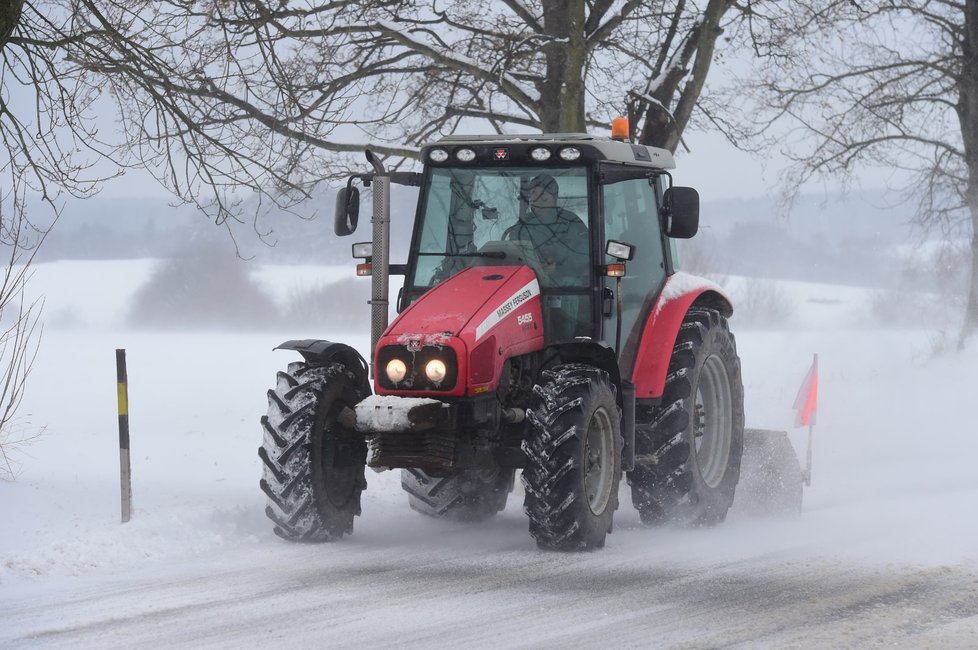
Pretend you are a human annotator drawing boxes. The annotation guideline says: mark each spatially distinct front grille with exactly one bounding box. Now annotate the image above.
[368,429,457,469]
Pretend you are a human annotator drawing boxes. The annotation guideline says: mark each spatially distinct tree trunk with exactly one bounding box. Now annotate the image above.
[1,0,24,50]
[958,1,978,348]
[538,0,587,133]
[965,208,978,349]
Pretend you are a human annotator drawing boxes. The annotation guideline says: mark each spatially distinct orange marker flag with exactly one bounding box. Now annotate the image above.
[793,354,818,427]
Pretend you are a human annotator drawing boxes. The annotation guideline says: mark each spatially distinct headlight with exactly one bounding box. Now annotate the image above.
[428,148,449,163]
[559,146,581,161]
[425,359,447,384]
[386,358,407,383]
[455,147,476,162]
[377,344,458,391]
[529,146,552,162]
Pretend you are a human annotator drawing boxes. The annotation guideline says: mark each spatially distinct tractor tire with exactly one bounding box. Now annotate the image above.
[628,308,744,526]
[522,364,622,551]
[259,361,369,542]
[401,468,515,522]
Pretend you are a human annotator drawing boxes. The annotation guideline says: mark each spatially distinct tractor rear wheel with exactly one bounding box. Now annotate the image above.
[522,364,622,551]
[401,468,514,521]
[259,362,368,542]
[628,308,744,526]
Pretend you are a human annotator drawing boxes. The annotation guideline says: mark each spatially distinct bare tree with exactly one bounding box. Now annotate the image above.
[4,1,754,228]
[734,0,977,347]
[223,0,746,150]
[0,219,43,481]
[1,1,759,468]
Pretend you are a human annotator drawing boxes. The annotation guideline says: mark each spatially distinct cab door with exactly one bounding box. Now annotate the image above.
[600,174,668,360]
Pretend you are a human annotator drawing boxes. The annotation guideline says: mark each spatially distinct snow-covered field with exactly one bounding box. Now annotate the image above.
[2,260,978,648]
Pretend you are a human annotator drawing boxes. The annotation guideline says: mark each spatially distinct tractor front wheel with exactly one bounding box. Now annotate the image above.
[522,364,622,551]
[259,362,368,542]
[628,308,745,526]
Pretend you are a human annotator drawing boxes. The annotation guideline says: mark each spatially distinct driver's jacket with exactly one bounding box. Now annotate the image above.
[502,208,589,284]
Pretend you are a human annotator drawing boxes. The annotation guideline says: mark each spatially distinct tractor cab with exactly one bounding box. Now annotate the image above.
[339,133,701,355]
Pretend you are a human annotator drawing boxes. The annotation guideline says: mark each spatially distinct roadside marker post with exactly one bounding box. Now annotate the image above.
[116,349,132,523]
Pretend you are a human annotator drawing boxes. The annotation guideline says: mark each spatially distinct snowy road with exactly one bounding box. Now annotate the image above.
[5,499,978,649]
[3,264,978,647]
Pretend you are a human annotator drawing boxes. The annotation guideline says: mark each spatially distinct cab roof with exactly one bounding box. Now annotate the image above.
[426,133,676,169]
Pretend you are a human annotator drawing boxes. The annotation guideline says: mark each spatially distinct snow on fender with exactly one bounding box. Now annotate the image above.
[655,271,730,316]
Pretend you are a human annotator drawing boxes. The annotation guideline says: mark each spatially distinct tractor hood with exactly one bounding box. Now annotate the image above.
[375,265,545,397]
[386,265,540,339]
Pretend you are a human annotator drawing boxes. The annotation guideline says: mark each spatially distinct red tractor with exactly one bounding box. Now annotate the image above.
[259,127,745,551]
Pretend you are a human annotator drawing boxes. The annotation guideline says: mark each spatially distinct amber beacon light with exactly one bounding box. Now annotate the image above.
[611,117,630,142]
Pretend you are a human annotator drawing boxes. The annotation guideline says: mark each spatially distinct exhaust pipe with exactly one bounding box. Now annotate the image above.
[365,150,390,355]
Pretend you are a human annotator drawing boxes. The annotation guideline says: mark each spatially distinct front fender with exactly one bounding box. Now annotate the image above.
[547,339,622,391]
[275,339,369,391]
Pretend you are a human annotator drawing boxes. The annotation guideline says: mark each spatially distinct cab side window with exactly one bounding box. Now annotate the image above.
[602,177,667,349]
[603,177,665,278]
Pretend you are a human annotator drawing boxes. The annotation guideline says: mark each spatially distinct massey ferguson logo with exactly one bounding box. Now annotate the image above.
[495,288,532,319]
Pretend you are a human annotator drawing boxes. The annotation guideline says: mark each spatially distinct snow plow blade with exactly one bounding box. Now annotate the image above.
[734,429,804,516]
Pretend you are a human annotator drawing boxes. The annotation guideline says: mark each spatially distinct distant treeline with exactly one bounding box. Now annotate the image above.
[34,186,419,265]
[36,188,920,286]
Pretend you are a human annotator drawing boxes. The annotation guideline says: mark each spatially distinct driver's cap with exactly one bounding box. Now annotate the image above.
[527,173,559,196]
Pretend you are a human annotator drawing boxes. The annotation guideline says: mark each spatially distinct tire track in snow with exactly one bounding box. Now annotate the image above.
[4,539,978,648]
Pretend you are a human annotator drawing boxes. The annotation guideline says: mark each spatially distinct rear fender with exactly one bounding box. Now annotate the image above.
[275,339,369,391]
[630,273,733,400]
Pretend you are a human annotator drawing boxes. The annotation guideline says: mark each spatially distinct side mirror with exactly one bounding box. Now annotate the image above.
[334,186,360,236]
[663,186,699,239]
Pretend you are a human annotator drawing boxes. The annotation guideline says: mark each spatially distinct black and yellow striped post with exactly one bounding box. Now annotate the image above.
[116,349,132,523]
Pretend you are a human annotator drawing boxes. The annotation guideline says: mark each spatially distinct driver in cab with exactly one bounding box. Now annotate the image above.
[503,173,589,282]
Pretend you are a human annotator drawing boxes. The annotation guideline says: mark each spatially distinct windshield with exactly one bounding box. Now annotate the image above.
[411,166,590,290]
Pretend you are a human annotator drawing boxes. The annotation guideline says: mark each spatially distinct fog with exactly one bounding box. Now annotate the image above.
[1,187,976,645]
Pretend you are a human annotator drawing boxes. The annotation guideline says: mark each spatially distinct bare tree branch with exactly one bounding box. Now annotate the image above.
[728,0,978,346]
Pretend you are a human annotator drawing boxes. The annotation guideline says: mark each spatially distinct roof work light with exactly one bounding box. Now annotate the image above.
[611,117,629,142]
